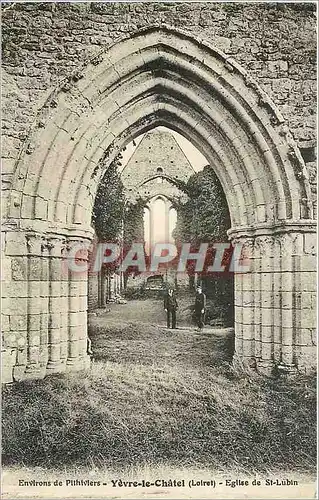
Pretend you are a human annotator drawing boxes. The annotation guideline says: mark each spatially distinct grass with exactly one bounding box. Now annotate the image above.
[2,323,316,474]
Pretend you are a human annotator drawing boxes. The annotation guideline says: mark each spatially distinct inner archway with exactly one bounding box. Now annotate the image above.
[88,125,235,354]
[3,26,316,382]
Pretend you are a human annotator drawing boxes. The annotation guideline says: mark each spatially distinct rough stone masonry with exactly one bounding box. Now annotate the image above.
[1,2,317,382]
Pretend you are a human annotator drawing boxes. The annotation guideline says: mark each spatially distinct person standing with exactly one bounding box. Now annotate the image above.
[194,285,206,330]
[164,287,178,329]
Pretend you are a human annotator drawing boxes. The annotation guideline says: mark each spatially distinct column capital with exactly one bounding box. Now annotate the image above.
[228,220,317,241]
[25,233,43,256]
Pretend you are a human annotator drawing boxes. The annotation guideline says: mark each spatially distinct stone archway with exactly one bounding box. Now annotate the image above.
[2,26,316,382]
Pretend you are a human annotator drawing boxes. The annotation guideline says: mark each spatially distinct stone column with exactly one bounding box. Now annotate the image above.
[255,235,277,374]
[278,232,295,368]
[229,222,316,375]
[65,237,91,372]
[253,236,262,361]
[2,230,27,383]
[296,230,316,371]
[24,234,43,377]
[232,237,255,368]
[2,227,93,382]
[46,237,63,373]
[60,239,69,367]
[39,237,50,371]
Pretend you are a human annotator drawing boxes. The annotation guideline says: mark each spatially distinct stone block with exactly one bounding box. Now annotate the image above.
[261,308,275,328]
[51,297,62,310]
[41,260,50,281]
[29,281,41,297]
[296,346,317,372]
[16,346,27,366]
[69,295,87,312]
[242,306,254,326]
[50,281,61,297]
[29,314,41,332]
[260,340,273,361]
[69,281,87,296]
[50,258,63,280]
[69,311,86,327]
[39,345,49,365]
[281,309,294,327]
[48,313,61,329]
[1,158,17,174]
[1,349,16,383]
[300,254,316,272]
[241,338,254,358]
[29,333,41,347]
[300,271,316,292]
[300,291,316,310]
[296,328,317,347]
[2,332,17,348]
[10,314,28,331]
[29,299,41,314]
[260,291,274,308]
[28,257,43,280]
[35,197,48,220]
[60,340,68,361]
[260,325,273,344]
[281,291,294,309]
[254,340,262,359]
[1,257,12,282]
[11,257,28,280]
[21,194,35,219]
[60,282,69,296]
[303,233,316,255]
[299,310,316,329]
[259,272,273,291]
[1,315,10,332]
[5,232,27,256]
[69,326,80,342]
[2,297,27,315]
[2,281,28,298]
[272,337,282,362]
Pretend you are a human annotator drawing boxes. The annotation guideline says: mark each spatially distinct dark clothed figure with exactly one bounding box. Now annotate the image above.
[164,289,178,329]
[195,287,206,329]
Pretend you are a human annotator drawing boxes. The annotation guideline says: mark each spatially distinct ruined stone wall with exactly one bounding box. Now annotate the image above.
[2,2,317,208]
[122,130,194,186]
[88,272,99,310]
[121,129,193,203]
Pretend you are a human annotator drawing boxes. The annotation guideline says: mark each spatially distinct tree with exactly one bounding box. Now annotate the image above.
[92,158,126,243]
[92,159,146,281]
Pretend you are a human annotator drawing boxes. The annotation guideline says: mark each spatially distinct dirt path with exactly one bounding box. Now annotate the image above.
[89,298,235,368]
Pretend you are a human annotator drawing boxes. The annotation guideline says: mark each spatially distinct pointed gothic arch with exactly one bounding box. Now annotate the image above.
[2,26,316,382]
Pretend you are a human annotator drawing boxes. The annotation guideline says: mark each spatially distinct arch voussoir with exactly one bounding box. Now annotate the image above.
[2,26,316,383]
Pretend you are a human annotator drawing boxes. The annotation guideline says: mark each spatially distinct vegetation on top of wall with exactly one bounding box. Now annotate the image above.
[92,158,146,279]
[173,165,231,245]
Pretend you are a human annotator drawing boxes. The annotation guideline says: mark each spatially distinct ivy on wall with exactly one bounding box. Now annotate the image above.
[92,157,146,278]
[123,198,145,246]
[174,165,231,244]
[92,158,126,243]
